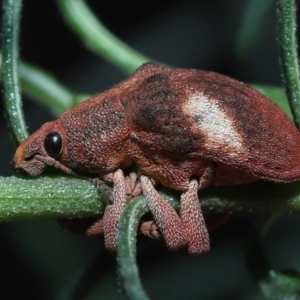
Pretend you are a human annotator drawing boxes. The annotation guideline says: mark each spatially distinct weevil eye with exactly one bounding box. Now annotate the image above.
[44,131,62,157]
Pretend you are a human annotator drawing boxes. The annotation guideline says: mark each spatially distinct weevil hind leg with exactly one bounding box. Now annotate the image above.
[180,179,210,255]
[140,175,188,251]
[103,169,127,252]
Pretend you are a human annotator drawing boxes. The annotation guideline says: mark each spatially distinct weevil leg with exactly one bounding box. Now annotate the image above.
[140,175,188,251]
[139,220,164,241]
[128,172,137,191]
[103,169,127,252]
[180,179,210,255]
[85,219,104,235]
[199,164,215,189]
[91,177,113,202]
[58,172,138,241]
[125,172,142,202]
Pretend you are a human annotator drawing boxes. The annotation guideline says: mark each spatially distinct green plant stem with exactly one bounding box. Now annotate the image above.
[57,0,155,73]
[117,196,150,300]
[277,0,300,129]
[1,0,28,142]
[0,52,89,116]
[0,175,106,221]
[19,62,89,116]
[1,176,300,222]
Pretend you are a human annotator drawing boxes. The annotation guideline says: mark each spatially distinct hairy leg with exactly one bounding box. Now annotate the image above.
[103,169,127,252]
[180,179,210,255]
[140,175,188,251]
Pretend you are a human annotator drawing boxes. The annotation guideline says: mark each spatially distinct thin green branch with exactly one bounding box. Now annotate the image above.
[117,196,150,300]
[1,176,300,222]
[19,62,89,116]
[277,0,300,129]
[56,0,155,73]
[1,0,28,142]
[0,52,89,117]
[0,175,106,221]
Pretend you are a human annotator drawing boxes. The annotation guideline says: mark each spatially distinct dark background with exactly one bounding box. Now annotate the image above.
[0,1,300,299]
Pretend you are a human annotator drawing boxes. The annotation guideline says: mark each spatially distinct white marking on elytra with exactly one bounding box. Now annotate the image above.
[183,92,243,155]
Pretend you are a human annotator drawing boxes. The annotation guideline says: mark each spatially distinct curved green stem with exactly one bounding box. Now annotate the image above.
[57,0,156,73]
[2,0,28,142]
[1,175,300,222]
[19,62,89,116]
[0,53,90,117]
[117,195,150,300]
[277,0,300,128]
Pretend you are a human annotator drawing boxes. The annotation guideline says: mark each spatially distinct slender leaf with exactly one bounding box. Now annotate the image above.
[57,0,155,73]
[0,53,90,116]
[117,196,150,300]
[277,0,300,129]
[2,0,28,142]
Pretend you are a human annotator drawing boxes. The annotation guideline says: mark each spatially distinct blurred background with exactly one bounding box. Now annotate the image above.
[1,0,300,299]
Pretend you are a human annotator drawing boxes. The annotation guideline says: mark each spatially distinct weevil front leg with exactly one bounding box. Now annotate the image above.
[58,171,140,243]
[140,175,188,251]
[102,169,127,252]
[180,179,210,255]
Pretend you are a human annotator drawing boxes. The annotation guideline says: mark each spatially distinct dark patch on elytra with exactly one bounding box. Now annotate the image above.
[124,72,204,157]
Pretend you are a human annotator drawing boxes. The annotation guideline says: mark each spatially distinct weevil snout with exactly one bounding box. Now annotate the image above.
[13,125,52,177]
[12,120,78,177]
[13,142,47,176]
[13,142,28,171]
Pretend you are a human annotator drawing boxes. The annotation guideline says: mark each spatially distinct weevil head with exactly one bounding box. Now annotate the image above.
[13,120,70,176]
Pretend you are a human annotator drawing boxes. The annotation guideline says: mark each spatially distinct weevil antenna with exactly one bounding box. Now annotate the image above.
[35,154,78,176]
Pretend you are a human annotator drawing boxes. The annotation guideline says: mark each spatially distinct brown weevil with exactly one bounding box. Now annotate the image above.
[13,63,300,255]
